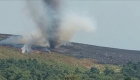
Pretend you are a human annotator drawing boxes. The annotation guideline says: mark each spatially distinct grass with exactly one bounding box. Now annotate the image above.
[0,46,122,73]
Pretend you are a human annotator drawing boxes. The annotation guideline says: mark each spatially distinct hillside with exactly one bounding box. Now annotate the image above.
[1,34,140,79]
[0,33,121,72]
[1,33,140,65]
[0,46,121,73]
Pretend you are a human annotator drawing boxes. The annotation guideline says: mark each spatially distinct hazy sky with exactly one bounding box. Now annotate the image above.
[0,1,140,50]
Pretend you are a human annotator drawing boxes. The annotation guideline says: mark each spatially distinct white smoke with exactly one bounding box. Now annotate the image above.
[0,0,96,53]
[21,44,32,53]
[59,12,95,41]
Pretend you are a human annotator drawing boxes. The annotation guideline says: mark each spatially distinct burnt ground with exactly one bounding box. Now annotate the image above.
[0,33,140,65]
[52,42,140,65]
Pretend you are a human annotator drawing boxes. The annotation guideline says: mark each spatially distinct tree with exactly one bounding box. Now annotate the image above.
[121,61,140,79]
[90,67,100,74]
[75,68,81,74]
[124,76,131,80]
[104,67,114,76]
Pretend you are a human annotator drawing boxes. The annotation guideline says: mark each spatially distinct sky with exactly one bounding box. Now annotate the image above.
[0,0,140,50]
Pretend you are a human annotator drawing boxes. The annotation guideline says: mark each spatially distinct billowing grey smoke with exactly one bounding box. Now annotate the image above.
[0,0,96,53]
[27,0,61,48]
[43,0,61,48]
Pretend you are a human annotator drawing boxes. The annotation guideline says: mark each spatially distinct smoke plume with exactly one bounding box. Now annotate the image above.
[0,0,96,53]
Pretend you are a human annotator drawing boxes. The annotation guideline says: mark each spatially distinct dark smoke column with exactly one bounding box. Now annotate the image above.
[44,0,61,48]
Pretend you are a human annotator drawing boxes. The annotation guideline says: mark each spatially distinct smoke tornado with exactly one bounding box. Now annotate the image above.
[44,0,61,48]
[0,0,96,53]
[27,0,62,48]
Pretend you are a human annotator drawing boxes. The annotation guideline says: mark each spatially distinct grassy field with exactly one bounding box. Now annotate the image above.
[0,46,122,73]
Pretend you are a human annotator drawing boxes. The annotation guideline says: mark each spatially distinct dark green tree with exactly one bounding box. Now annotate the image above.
[90,67,100,74]
[75,68,81,74]
[104,67,114,76]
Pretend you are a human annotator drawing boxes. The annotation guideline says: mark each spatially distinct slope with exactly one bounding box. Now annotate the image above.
[0,46,121,73]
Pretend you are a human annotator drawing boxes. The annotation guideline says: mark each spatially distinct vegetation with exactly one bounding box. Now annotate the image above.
[0,46,121,72]
[0,58,139,80]
[0,46,139,79]
[121,61,140,79]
